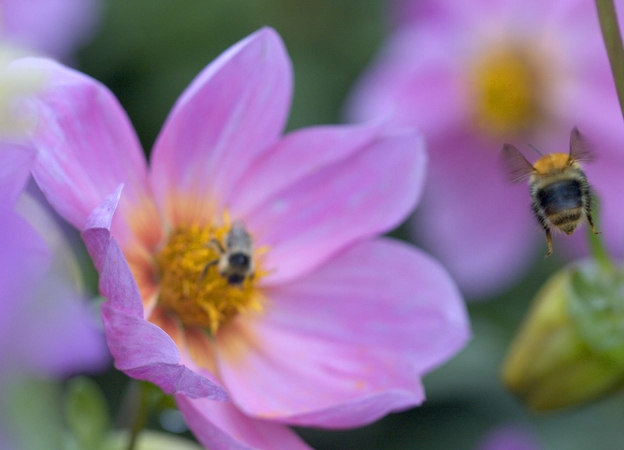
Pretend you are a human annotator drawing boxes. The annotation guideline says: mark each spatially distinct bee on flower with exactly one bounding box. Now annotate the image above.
[201,220,256,286]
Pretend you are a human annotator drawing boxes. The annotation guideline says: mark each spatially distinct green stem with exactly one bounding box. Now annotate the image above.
[596,0,624,120]
[125,382,151,450]
[588,226,614,274]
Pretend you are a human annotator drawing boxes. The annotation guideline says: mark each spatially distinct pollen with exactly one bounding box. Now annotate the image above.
[156,219,264,335]
[471,47,542,136]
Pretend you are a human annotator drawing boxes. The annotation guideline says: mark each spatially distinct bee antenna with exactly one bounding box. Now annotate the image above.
[527,144,543,156]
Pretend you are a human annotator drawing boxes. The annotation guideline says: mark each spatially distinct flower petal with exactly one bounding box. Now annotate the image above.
[217,238,469,428]
[413,132,537,298]
[102,304,225,400]
[1,0,101,60]
[246,129,427,285]
[0,142,35,206]
[228,121,383,216]
[0,207,49,339]
[0,207,108,377]
[344,24,468,137]
[82,190,227,401]
[82,184,123,269]
[219,320,424,428]
[150,27,292,226]
[18,278,110,377]
[14,57,162,251]
[176,394,311,450]
[476,424,542,450]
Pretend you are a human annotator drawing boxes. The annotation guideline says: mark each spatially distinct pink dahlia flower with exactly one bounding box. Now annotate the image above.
[0,0,101,60]
[346,0,624,298]
[20,28,470,449]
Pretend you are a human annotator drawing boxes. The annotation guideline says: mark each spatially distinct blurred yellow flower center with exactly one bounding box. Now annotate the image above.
[471,48,541,136]
[156,222,263,334]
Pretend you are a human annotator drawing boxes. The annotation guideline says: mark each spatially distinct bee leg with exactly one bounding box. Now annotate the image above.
[533,202,553,257]
[199,239,226,281]
[199,259,219,281]
[586,209,601,235]
[207,238,226,253]
[545,228,553,258]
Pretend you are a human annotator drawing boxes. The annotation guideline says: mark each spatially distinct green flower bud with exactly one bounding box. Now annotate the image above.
[502,260,624,411]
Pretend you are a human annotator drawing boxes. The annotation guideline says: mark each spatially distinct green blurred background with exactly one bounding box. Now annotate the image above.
[72,1,624,448]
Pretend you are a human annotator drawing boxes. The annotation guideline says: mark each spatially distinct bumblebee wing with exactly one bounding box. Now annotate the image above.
[569,126,595,163]
[501,144,535,183]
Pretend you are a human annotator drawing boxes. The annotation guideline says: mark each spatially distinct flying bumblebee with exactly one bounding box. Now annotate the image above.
[202,220,255,285]
[502,126,599,257]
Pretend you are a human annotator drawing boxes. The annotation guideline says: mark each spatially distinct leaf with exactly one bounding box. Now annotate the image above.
[64,377,111,450]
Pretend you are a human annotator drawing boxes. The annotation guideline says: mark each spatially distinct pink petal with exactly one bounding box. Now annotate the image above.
[397,0,570,31]
[345,24,467,137]
[220,321,424,429]
[476,424,542,450]
[176,394,311,450]
[247,129,426,285]
[102,304,226,400]
[0,207,109,377]
[0,0,101,60]
[82,184,123,270]
[82,186,145,317]
[229,121,383,216]
[412,132,537,298]
[217,238,469,428]
[0,142,35,206]
[264,238,470,373]
[82,190,227,401]
[15,57,161,251]
[96,232,146,319]
[0,208,50,334]
[150,27,292,226]
[19,279,110,377]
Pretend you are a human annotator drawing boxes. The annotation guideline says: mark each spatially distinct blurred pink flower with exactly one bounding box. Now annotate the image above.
[0,144,109,446]
[19,28,470,449]
[346,0,624,298]
[476,424,542,450]
[0,0,101,59]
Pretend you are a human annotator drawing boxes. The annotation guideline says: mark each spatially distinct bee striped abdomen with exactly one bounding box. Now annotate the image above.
[533,178,585,235]
[549,211,582,234]
[537,179,583,216]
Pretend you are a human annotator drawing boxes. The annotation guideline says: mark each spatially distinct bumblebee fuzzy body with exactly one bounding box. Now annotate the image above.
[203,221,255,285]
[503,127,599,257]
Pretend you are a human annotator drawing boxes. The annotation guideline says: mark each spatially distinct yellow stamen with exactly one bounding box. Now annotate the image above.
[471,47,542,136]
[156,219,264,334]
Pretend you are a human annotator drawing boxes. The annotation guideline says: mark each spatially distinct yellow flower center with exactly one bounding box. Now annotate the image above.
[156,220,264,334]
[471,47,543,137]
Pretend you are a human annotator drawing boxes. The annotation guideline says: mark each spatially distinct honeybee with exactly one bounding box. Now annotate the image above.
[502,126,599,257]
[202,220,255,285]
